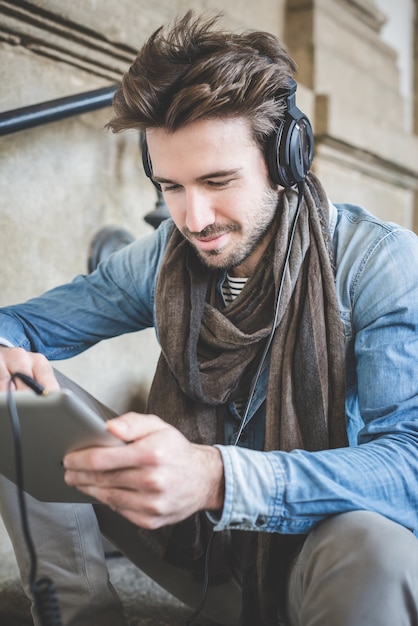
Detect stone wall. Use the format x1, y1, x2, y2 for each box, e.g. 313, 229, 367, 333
286, 0, 418, 225
0, 0, 417, 410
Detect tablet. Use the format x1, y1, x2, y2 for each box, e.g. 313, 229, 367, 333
0, 388, 123, 503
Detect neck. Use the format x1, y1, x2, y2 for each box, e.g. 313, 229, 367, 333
229, 225, 276, 278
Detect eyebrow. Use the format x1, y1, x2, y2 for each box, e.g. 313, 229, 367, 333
153, 168, 242, 185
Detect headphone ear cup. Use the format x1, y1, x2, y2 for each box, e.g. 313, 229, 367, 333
266, 113, 314, 188
266, 120, 285, 186
140, 132, 162, 190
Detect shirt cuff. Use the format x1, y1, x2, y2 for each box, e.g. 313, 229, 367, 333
0, 338, 15, 347
206, 445, 285, 532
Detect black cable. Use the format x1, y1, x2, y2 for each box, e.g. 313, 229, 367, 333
185, 182, 306, 625
184, 531, 216, 626
233, 180, 305, 445
7, 372, 63, 626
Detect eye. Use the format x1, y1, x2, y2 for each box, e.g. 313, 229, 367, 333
207, 179, 233, 188
161, 183, 181, 193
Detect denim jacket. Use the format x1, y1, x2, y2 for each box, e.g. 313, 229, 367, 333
1, 202, 418, 536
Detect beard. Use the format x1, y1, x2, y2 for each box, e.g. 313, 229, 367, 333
182, 186, 279, 273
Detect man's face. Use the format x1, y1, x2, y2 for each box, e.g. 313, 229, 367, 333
146, 117, 279, 277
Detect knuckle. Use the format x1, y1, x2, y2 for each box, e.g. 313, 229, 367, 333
94, 471, 108, 485
148, 445, 166, 466
149, 492, 169, 518
5, 347, 27, 367
144, 516, 164, 530
143, 471, 165, 494
11, 347, 26, 357
138, 502, 165, 529
87, 451, 105, 472
32, 352, 48, 365
104, 494, 120, 513
15, 347, 32, 364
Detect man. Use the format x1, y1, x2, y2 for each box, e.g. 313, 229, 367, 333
0, 11, 418, 626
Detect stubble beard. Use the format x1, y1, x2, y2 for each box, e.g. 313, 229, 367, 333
183, 186, 279, 272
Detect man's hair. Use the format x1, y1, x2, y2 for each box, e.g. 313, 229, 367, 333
108, 11, 297, 150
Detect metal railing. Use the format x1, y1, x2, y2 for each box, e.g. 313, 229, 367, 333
0, 83, 169, 234
0, 84, 118, 136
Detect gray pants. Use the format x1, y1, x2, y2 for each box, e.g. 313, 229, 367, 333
1, 376, 417, 625
287, 510, 418, 626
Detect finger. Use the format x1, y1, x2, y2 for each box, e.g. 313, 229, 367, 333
31, 354, 60, 391
65, 482, 170, 529
105, 412, 167, 442
64, 467, 146, 491
0, 347, 59, 391
0, 347, 30, 390
64, 415, 181, 473
0, 371, 12, 391
63, 437, 147, 472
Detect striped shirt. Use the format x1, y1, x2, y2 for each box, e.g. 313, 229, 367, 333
222, 274, 249, 416
222, 274, 248, 303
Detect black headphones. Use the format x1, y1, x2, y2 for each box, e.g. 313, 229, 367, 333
141, 77, 314, 190
266, 78, 314, 187
141, 132, 159, 189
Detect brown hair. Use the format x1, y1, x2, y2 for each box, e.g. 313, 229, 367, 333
108, 11, 297, 149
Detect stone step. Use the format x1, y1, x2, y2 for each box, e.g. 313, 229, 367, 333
0, 516, 218, 626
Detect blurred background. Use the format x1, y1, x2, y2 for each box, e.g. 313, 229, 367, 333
0, 0, 417, 412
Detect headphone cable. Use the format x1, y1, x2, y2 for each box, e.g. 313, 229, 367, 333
186, 181, 305, 625
233, 181, 305, 445
7, 373, 63, 626
184, 530, 215, 626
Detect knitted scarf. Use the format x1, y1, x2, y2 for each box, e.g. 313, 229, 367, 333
146, 172, 347, 624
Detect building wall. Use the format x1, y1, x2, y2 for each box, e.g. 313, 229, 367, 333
375, 0, 415, 132
0, 0, 417, 410
286, 0, 418, 226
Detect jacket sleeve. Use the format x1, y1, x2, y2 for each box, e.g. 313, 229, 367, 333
0, 221, 173, 358
211, 225, 418, 536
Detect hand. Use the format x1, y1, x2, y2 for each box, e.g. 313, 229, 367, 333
63, 413, 225, 529
0, 346, 60, 391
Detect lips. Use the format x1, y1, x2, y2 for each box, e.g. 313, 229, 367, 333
194, 232, 230, 251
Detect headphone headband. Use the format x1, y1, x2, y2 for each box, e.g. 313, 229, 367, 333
141, 78, 314, 189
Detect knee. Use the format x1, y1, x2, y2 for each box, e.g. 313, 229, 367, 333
309, 510, 418, 585
288, 511, 418, 626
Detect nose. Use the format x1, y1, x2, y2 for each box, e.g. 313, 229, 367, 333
184, 188, 215, 233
